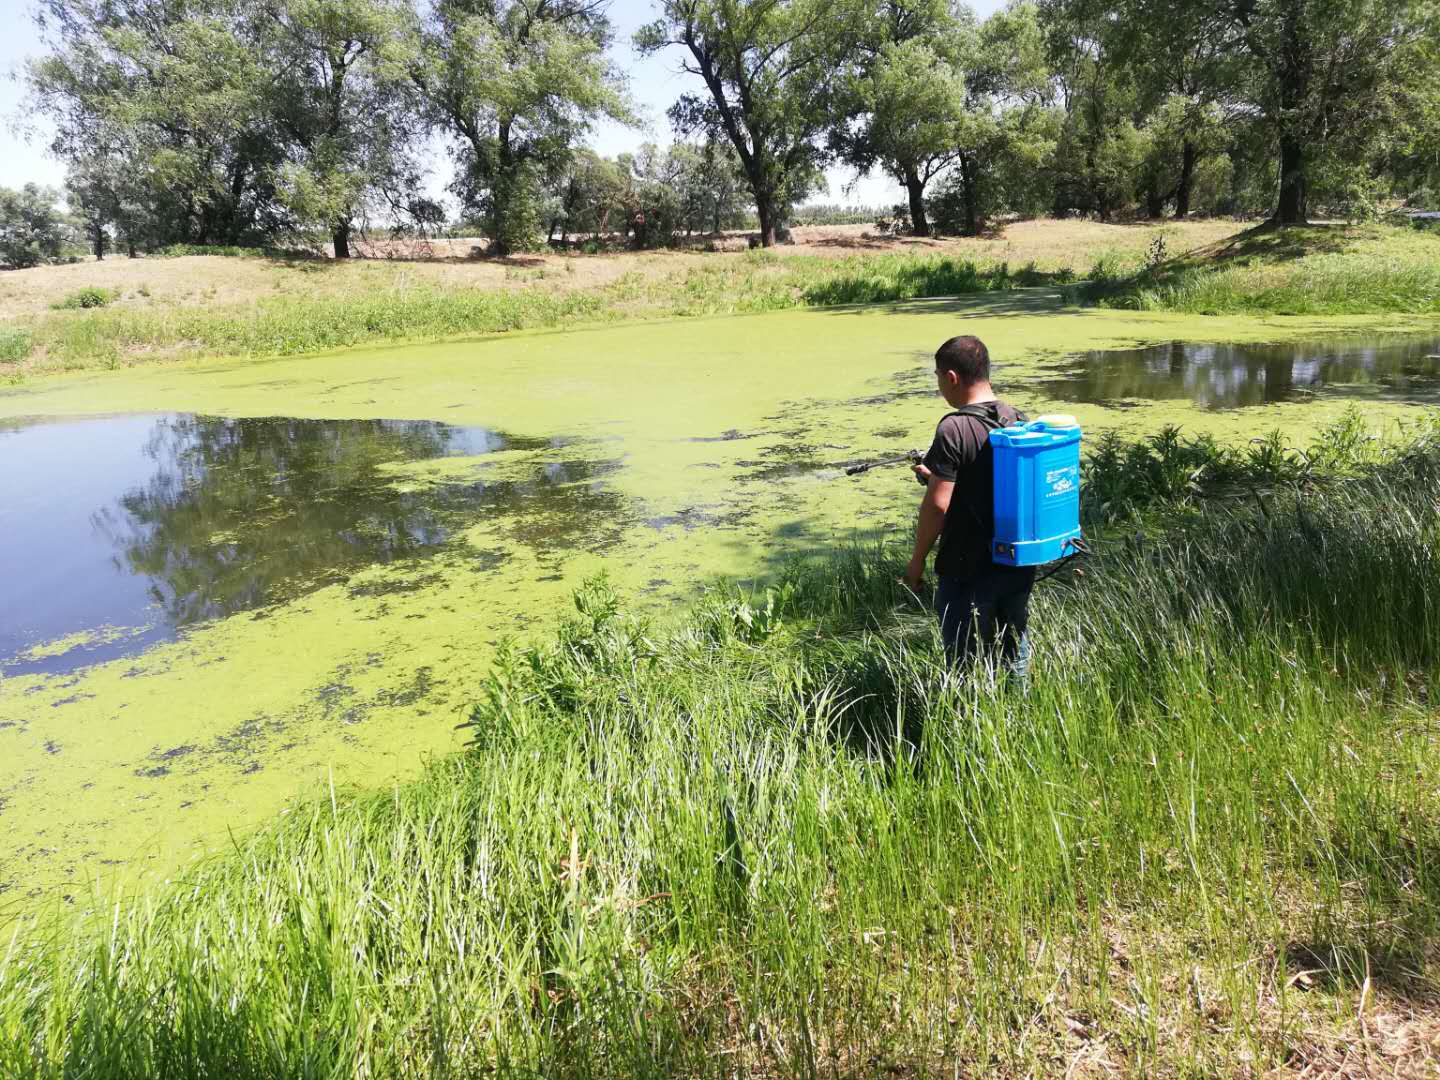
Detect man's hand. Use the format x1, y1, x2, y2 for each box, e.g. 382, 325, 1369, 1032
903, 554, 926, 592
912, 461, 932, 486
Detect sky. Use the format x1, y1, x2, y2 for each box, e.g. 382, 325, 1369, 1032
0, 0, 1005, 210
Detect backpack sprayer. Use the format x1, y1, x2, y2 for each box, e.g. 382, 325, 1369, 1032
846, 413, 1087, 580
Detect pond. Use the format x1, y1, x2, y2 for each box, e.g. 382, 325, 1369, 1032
2, 299, 1437, 902
1032, 335, 1440, 409
1, 415, 612, 676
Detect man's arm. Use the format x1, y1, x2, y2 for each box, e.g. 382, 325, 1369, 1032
905, 467, 954, 591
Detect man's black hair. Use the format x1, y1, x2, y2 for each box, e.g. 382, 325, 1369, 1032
934, 335, 990, 384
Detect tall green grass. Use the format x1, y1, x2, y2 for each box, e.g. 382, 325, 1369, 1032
1118, 258, 1440, 315
28, 286, 618, 370
3, 418, 1438, 1076
1080, 224, 1440, 315
0, 327, 30, 364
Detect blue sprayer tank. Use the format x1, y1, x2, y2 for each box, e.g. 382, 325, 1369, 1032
990, 415, 1083, 566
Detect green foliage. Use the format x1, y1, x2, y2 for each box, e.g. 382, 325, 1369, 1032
151, 244, 288, 259
789, 203, 882, 226
835, 2, 1055, 237
35, 286, 615, 361
638, 0, 852, 243
3, 423, 1439, 1073
1082, 407, 1438, 521
1082, 224, 1440, 314
51, 286, 118, 310
420, 0, 632, 257
0, 328, 33, 363
22, 0, 1440, 256
835, 21, 970, 235
555, 140, 752, 249
797, 255, 1069, 304
29, 0, 290, 251
0, 248, 1094, 376
0, 184, 68, 269
1084, 249, 1132, 284
268, 0, 426, 256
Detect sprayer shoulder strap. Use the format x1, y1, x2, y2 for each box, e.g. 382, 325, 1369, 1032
943, 403, 1024, 541
944, 402, 1022, 434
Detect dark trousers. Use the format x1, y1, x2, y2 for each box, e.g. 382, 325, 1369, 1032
934, 568, 1036, 679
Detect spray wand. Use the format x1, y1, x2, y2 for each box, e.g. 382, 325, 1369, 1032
844, 449, 927, 483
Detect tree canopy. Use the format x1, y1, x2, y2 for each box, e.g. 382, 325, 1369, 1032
12, 0, 1438, 262
637, 0, 858, 245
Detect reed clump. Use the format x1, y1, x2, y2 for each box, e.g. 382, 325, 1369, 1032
2, 416, 1438, 1076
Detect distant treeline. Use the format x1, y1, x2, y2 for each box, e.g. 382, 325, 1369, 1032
4, 0, 1434, 267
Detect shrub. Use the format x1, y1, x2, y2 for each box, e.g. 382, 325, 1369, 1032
0, 184, 68, 269
52, 286, 119, 310
873, 204, 913, 236
0, 326, 32, 363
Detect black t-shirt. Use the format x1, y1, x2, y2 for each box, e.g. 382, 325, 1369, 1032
923, 399, 1027, 579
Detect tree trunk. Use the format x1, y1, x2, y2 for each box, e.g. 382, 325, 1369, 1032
92, 223, 106, 260
332, 222, 352, 260
959, 155, 980, 237
904, 169, 929, 237
1174, 139, 1197, 219
1271, 8, 1311, 225
1145, 187, 1165, 219
755, 191, 777, 247
489, 123, 514, 257
1274, 133, 1308, 224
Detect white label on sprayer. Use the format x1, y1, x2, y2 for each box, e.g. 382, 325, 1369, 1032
1046, 465, 1078, 498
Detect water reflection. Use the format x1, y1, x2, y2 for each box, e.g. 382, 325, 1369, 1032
1034, 337, 1440, 409
0, 414, 622, 675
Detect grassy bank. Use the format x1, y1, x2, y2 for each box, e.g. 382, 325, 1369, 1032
1084, 223, 1440, 316
3, 414, 1438, 1076
0, 250, 1080, 380
5, 220, 1436, 381
0, 218, 1233, 381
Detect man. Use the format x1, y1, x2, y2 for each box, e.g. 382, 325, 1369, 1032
904, 334, 1034, 677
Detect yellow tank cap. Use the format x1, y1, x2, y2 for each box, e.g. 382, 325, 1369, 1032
1034, 413, 1079, 428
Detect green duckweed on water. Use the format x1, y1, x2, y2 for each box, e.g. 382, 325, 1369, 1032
1, 293, 1439, 907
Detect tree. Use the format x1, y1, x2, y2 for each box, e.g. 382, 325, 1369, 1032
846, 45, 967, 236
0, 185, 69, 268
945, 3, 1055, 234
1039, 0, 1148, 218
65, 160, 115, 259
670, 139, 750, 234
268, 0, 426, 258
637, 0, 855, 246
1088, 0, 1244, 219
0, 185, 68, 269
1123, 0, 1428, 223
418, 0, 632, 256
29, 0, 289, 248
546, 149, 628, 242
1135, 95, 1229, 218
831, 1, 970, 236
1383, 18, 1440, 206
